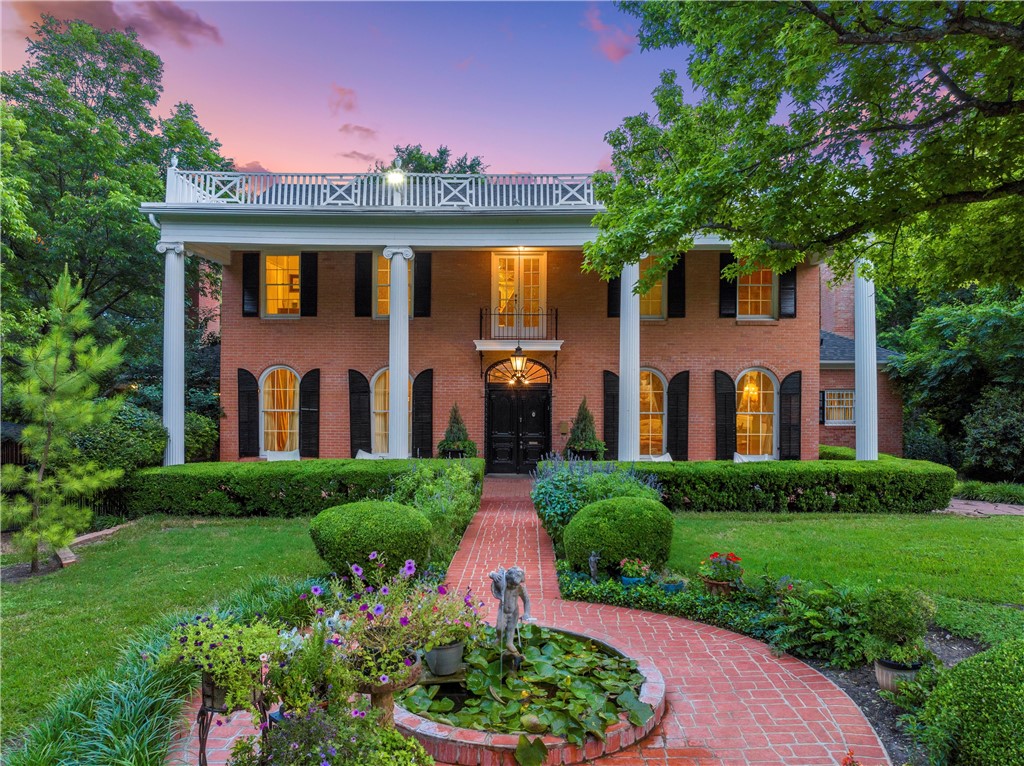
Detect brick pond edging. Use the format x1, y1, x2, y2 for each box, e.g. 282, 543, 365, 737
395, 624, 667, 765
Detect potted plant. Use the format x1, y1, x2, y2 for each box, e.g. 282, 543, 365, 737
419, 583, 484, 676
864, 585, 937, 692
565, 397, 605, 460
697, 552, 743, 597
437, 404, 477, 458
619, 558, 650, 587
159, 614, 280, 719
658, 569, 687, 595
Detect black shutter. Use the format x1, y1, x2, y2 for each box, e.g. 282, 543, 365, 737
242, 252, 259, 317
300, 252, 318, 317
603, 371, 619, 460
414, 252, 431, 318
238, 368, 259, 457
667, 372, 690, 461
780, 371, 802, 460
607, 276, 621, 318
354, 252, 372, 317
348, 370, 371, 457
299, 368, 320, 458
820, 390, 826, 424
411, 369, 433, 458
714, 370, 737, 459
667, 256, 686, 318
779, 267, 797, 318
719, 252, 737, 318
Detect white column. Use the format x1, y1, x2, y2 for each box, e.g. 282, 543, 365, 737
854, 260, 879, 461
159, 241, 186, 466
384, 246, 414, 458
618, 261, 641, 461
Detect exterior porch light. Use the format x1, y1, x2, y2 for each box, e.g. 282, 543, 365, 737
386, 159, 405, 185
509, 344, 528, 384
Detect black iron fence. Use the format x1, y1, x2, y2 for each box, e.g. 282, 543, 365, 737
479, 307, 559, 341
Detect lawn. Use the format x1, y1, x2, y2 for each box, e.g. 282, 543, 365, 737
670, 512, 1024, 642
0, 516, 326, 740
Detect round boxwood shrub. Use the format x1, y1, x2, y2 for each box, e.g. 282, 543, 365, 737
309, 500, 431, 576
913, 639, 1024, 765
864, 585, 936, 645
563, 497, 673, 574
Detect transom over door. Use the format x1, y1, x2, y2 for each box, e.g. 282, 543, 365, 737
491, 252, 547, 339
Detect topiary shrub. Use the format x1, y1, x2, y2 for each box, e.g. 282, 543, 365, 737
565, 398, 605, 459
73, 401, 166, 473
563, 497, 673, 574
184, 411, 219, 462
959, 387, 1024, 482
437, 403, 477, 457
910, 639, 1024, 765
864, 586, 936, 646
309, 500, 431, 577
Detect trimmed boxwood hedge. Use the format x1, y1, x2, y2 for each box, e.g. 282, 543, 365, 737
124, 458, 485, 518
632, 455, 954, 514
309, 500, 431, 576
563, 497, 673, 574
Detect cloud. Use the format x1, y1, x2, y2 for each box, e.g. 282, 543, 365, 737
329, 84, 357, 114
233, 160, 272, 173
455, 55, 475, 71
581, 5, 634, 63
337, 150, 377, 163
11, 1, 221, 48
338, 123, 377, 140
595, 152, 614, 172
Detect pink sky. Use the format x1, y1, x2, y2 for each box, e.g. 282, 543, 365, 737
2, 1, 692, 173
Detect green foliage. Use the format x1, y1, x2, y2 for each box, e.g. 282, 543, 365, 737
184, 411, 219, 462
373, 143, 487, 174
399, 624, 651, 747
769, 585, 873, 670
636, 456, 955, 514
586, 3, 1024, 292
125, 458, 485, 518
906, 640, 1024, 766
73, 400, 167, 472
953, 480, 1024, 506
864, 586, 937, 647
389, 461, 482, 569
531, 457, 662, 547
563, 497, 673, 574
931, 595, 1024, 648
565, 398, 605, 458
903, 411, 959, 467
308, 501, 431, 577
959, 388, 1024, 482
437, 403, 477, 457
1, 270, 123, 570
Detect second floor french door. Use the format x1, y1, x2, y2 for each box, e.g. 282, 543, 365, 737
491, 251, 548, 340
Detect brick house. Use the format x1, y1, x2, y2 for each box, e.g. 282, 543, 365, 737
146, 163, 901, 470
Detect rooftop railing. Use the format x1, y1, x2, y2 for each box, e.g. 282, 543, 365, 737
165, 168, 597, 210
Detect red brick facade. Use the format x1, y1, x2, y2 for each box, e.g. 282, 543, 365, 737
219, 249, 824, 462
818, 369, 903, 457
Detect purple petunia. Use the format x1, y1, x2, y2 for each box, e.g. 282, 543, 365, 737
311, 585, 323, 596
380, 674, 389, 684
400, 616, 410, 627
404, 656, 414, 666
299, 593, 307, 600
350, 708, 361, 718
372, 604, 385, 616
402, 559, 416, 576
437, 585, 448, 595
351, 564, 363, 578
380, 586, 389, 595
359, 603, 369, 612
369, 551, 378, 560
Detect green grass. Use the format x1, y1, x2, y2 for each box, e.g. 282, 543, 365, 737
0, 516, 325, 740
670, 512, 1024, 643
954, 480, 1024, 505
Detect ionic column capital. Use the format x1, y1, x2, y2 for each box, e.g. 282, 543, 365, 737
156, 241, 185, 256
383, 246, 415, 262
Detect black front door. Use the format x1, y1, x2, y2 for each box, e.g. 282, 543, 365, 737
486, 385, 551, 474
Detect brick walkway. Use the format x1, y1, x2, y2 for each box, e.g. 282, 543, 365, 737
168, 477, 891, 766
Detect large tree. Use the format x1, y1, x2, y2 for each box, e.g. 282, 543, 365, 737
585, 1, 1024, 292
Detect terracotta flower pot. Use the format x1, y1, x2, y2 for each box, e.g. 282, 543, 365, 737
874, 658, 923, 693
700, 575, 739, 598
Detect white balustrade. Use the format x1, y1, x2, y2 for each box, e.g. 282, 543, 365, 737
166, 170, 597, 210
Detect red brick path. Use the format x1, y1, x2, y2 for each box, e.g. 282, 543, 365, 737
167, 477, 891, 766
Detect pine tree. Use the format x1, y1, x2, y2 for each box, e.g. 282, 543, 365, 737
1, 269, 124, 571
566, 397, 605, 459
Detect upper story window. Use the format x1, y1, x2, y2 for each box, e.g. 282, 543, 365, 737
640, 369, 666, 456
824, 390, 855, 425
638, 258, 666, 320
261, 366, 299, 453
264, 255, 300, 316
738, 267, 776, 319
736, 369, 777, 459
374, 254, 413, 319
492, 251, 548, 339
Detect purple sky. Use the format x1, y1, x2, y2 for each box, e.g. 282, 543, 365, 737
2, 1, 692, 173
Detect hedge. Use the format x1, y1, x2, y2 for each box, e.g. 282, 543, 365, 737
125, 459, 485, 517
309, 501, 432, 577
563, 497, 673, 573
630, 455, 954, 514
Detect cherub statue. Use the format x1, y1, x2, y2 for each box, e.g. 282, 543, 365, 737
588, 551, 600, 584
489, 566, 532, 655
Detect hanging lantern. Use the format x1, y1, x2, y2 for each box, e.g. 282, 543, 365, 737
509, 344, 527, 384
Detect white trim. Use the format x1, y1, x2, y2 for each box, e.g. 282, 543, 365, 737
824, 389, 856, 426
821, 360, 889, 369
735, 367, 779, 460
473, 340, 563, 352
258, 365, 300, 457
737, 269, 778, 320
490, 251, 548, 339
260, 253, 302, 319
639, 368, 667, 457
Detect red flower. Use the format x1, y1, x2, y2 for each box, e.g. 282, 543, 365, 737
710, 552, 721, 559
726, 553, 741, 562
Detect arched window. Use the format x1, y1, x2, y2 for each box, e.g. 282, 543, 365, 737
370, 368, 412, 454
261, 366, 299, 453
640, 369, 666, 457
736, 369, 777, 458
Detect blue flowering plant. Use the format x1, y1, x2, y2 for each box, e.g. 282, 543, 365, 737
159, 614, 280, 718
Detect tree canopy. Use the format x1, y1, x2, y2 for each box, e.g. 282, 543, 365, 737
585, 1, 1024, 293
373, 144, 487, 174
